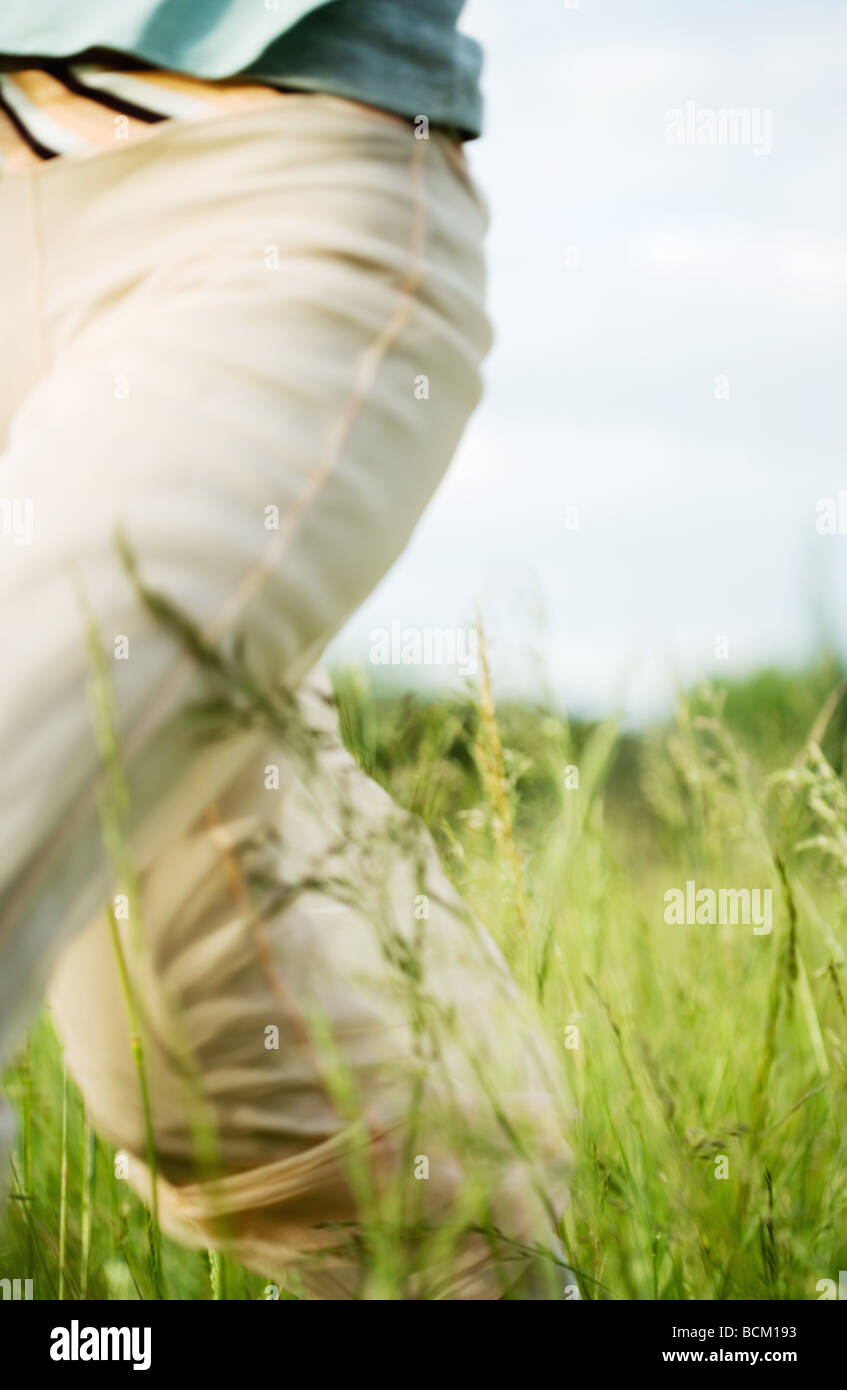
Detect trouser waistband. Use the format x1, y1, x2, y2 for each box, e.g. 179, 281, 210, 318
0, 60, 288, 170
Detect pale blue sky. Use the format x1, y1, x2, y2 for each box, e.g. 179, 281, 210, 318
329, 0, 847, 722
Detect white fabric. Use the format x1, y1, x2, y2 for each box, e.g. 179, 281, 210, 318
0, 94, 489, 1063
0, 95, 572, 1296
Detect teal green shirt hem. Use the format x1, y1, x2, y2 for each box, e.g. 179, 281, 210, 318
0, 1, 484, 139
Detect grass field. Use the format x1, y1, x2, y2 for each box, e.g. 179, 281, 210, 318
2, 651, 846, 1300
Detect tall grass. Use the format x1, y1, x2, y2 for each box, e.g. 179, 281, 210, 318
81, 597, 167, 1300
2, 654, 846, 1299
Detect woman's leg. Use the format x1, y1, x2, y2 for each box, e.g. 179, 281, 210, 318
2, 96, 571, 1293
49, 666, 573, 1298
0, 95, 489, 1054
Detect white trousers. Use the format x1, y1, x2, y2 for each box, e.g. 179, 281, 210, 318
0, 94, 571, 1297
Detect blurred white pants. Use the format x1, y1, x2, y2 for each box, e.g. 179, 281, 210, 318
0, 91, 489, 1056
0, 94, 571, 1296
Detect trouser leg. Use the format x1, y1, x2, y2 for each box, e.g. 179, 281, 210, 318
49, 666, 573, 1298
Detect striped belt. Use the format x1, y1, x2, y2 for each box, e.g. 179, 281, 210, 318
0, 62, 283, 171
